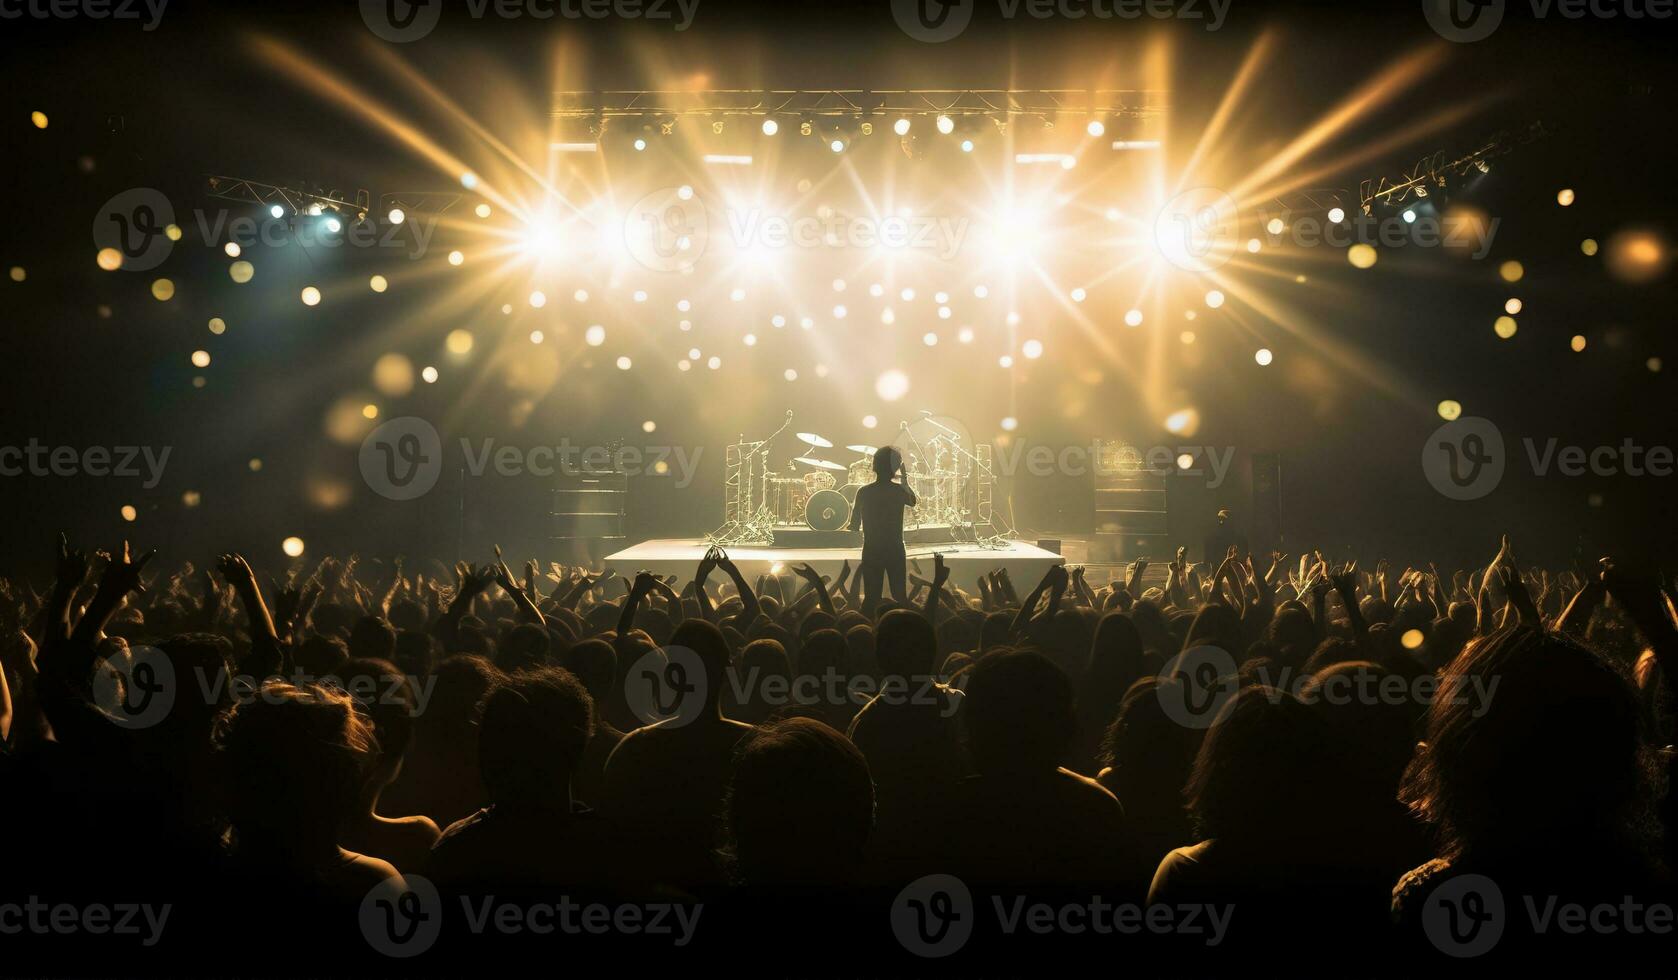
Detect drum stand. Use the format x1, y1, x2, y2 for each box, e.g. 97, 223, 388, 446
708, 412, 792, 546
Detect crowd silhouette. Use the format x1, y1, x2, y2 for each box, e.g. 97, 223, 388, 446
1, 533, 1674, 975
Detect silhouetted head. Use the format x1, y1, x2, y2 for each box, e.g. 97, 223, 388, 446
670, 618, 733, 711
496, 622, 552, 674
875, 609, 937, 677
349, 617, 397, 661
1185, 686, 1331, 842
477, 667, 593, 809
1401, 626, 1646, 857
725, 718, 873, 886
1086, 612, 1145, 693
334, 657, 418, 787
217, 681, 376, 856
1183, 603, 1242, 657
561, 638, 617, 703
964, 650, 1077, 773
872, 445, 902, 480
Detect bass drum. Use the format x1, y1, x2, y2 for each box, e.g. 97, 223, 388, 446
804, 489, 851, 532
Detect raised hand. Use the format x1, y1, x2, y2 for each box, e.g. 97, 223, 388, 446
216, 553, 258, 592
793, 562, 823, 585
56, 532, 90, 591
101, 540, 156, 597
931, 552, 950, 589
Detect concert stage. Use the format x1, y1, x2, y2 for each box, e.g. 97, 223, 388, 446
604, 538, 1065, 584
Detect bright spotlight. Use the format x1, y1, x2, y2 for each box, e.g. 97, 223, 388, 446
1402, 208, 1417, 223
268, 204, 284, 219
1086, 119, 1105, 137
761, 118, 779, 136
894, 118, 911, 136
936, 114, 954, 135
829, 138, 845, 153
633, 138, 647, 151
387, 208, 406, 225
960, 139, 974, 153
1327, 207, 1346, 223
325, 217, 342, 233
874, 369, 910, 401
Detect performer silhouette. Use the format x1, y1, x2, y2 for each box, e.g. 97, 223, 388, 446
848, 446, 917, 609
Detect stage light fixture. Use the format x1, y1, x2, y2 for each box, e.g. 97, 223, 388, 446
712, 120, 725, 134
269, 204, 284, 219
936, 114, 955, 135
387, 207, 406, 224
1086, 119, 1105, 137
961, 139, 974, 153
830, 137, 845, 153
894, 117, 911, 136
860, 121, 874, 136
799, 119, 813, 136
633, 138, 647, 151
761, 118, 778, 136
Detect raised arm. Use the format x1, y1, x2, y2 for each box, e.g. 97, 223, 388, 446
218, 554, 285, 678
793, 562, 837, 616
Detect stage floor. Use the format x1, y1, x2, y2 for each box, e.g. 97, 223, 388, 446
604, 537, 1064, 586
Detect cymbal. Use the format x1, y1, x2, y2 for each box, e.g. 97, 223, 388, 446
794, 456, 847, 471
845, 444, 877, 455
796, 432, 833, 449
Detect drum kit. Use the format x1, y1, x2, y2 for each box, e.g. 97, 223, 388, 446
765, 432, 877, 533
710, 412, 1005, 547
